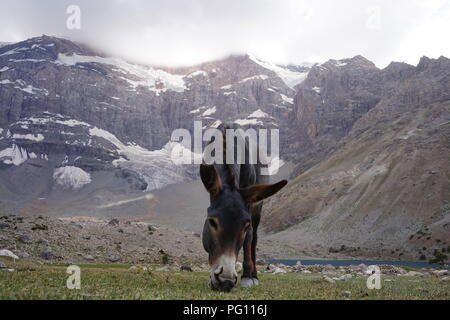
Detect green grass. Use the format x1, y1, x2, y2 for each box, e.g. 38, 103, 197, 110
0, 259, 449, 300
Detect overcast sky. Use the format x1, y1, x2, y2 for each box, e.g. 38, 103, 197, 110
1, 0, 449, 67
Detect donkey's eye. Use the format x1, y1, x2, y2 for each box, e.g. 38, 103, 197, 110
208, 218, 218, 230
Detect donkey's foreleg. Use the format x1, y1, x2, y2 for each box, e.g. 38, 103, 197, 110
250, 211, 261, 285
251, 228, 259, 281
241, 229, 256, 288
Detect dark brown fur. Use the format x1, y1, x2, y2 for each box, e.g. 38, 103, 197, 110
200, 124, 287, 291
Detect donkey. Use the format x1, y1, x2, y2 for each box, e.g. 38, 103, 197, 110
200, 124, 287, 292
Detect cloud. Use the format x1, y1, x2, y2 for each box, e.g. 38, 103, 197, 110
0, 0, 449, 67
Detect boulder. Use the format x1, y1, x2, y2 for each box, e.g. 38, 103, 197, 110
180, 266, 193, 272
37, 238, 49, 245
155, 266, 171, 271
40, 247, 58, 260
272, 267, 287, 275
264, 264, 277, 272
432, 270, 448, 276
0, 249, 19, 259
17, 251, 30, 259
402, 271, 424, 277
341, 291, 352, 297
83, 254, 95, 261
18, 235, 33, 244
323, 264, 336, 271
108, 256, 120, 263
323, 276, 335, 284
108, 219, 120, 226
334, 274, 353, 281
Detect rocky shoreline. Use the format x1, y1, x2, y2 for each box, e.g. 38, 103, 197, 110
0, 215, 205, 266
1, 214, 449, 280
262, 262, 449, 280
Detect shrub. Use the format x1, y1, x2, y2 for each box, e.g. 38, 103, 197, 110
429, 250, 447, 265
32, 224, 48, 231
159, 249, 171, 265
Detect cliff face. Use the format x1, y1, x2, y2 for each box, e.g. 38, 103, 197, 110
0, 36, 308, 215
1, 36, 449, 261
288, 56, 450, 174
263, 56, 450, 261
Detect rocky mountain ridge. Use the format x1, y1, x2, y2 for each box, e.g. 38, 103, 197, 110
262, 54, 450, 262
1, 35, 449, 262
0, 35, 308, 216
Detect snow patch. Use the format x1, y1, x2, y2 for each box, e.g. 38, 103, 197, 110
0, 47, 24, 56
400, 130, 417, 140
267, 156, 285, 175
16, 113, 91, 128
0, 144, 37, 166
12, 133, 44, 141
234, 118, 263, 126
334, 60, 347, 67
16, 84, 48, 95
186, 70, 208, 78
210, 120, 222, 128
9, 58, 47, 63
0, 79, 48, 95
53, 166, 92, 190
248, 109, 270, 118
0, 249, 19, 260
239, 74, 269, 83
55, 53, 186, 94
248, 54, 309, 88
312, 86, 321, 93
280, 93, 294, 104
202, 106, 217, 117
189, 106, 206, 114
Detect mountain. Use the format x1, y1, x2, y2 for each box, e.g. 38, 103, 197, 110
1, 35, 449, 262
0, 35, 308, 217
262, 55, 450, 261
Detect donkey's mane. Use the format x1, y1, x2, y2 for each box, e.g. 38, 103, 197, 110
217, 123, 239, 189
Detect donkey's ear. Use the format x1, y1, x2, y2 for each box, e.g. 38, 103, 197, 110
240, 180, 287, 204
200, 164, 223, 198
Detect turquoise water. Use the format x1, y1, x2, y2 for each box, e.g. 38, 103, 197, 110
271, 259, 445, 269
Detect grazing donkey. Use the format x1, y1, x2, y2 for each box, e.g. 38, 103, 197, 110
200, 124, 287, 292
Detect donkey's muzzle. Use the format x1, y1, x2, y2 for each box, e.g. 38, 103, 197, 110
209, 266, 238, 292
219, 280, 235, 292
209, 278, 236, 292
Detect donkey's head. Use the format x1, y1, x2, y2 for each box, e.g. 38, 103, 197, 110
200, 164, 287, 292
